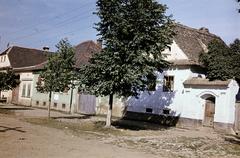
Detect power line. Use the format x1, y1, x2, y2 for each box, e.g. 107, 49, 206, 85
14, 16, 96, 47
4, 0, 95, 36
25, 24, 94, 49
10, 11, 94, 41
31, 21, 94, 44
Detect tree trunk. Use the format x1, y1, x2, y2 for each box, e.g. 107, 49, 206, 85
69, 87, 73, 114
106, 94, 113, 127
48, 91, 52, 119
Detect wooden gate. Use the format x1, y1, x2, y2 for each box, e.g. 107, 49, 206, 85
203, 97, 215, 127
12, 86, 20, 104
77, 94, 96, 115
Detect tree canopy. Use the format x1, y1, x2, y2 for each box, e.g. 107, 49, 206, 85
36, 39, 76, 118
200, 39, 240, 81
0, 70, 20, 91
79, 0, 174, 126
79, 0, 174, 97
37, 39, 76, 93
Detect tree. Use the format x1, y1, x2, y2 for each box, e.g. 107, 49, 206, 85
79, 0, 174, 127
200, 39, 240, 82
199, 39, 234, 81
230, 39, 240, 82
0, 70, 20, 92
36, 39, 76, 119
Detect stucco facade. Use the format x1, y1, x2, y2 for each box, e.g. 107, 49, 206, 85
126, 68, 239, 129
17, 72, 34, 106
31, 73, 78, 113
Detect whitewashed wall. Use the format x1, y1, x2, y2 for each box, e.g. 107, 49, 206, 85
162, 40, 188, 61
127, 68, 239, 125
18, 72, 34, 106
0, 54, 11, 68
127, 67, 193, 115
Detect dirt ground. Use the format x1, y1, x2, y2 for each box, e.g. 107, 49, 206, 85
1, 104, 240, 158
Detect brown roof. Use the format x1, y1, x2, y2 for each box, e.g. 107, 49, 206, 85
168, 59, 197, 66
12, 40, 101, 72
183, 77, 231, 87
6, 46, 49, 68
74, 40, 101, 68
13, 61, 47, 72
173, 23, 223, 65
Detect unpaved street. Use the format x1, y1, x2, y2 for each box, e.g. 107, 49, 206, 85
0, 109, 157, 158
0, 104, 240, 158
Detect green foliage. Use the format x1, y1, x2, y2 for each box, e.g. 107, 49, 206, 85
200, 39, 240, 81
0, 70, 20, 91
36, 39, 76, 93
79, 0, 174, 98
230, 39, 240, 81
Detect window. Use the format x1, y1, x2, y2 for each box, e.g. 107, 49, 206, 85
62, 104, 66, 109
3, 56, 6, 62
163, 108, 170, 115
27, 83, 31, 97
54, 103, 57, 107
163, 76, 174, 92
146, 108, 153, 113
43, 102, 46, 106
36, 101, 39, 105
21, 82, 32, 98
22, 84, 26, 97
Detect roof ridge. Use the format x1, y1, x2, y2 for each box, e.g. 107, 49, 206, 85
11, 45, 48, 52
175, 23, 219, 38
75, 40, 96, 48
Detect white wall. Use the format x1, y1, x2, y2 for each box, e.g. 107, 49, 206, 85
127, 67, 193, 115
18, 72, 34, 106
127, 68, 239, 125
162, 40, 188, 61
0, 54, 11, 68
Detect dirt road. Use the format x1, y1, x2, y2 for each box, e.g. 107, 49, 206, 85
0, 105, 240, 158
0, 113, 158, 158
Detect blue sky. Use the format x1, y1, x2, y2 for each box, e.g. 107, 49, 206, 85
0, 0, 239, 51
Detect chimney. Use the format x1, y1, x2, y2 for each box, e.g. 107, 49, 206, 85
97, 39, 103, 48
43, 46, 50, 51
199, 27, 209, 33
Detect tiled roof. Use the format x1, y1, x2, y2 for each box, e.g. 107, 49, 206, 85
12, 40, 101, 71
173, 23, 223, 65
168, 59, 198, 66
13, 61, 47, 72
6, 46, 49, 68
183, 77, 231, 87
74, 40, 101, 68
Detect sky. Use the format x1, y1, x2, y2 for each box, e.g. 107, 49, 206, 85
0, 0, 239, 52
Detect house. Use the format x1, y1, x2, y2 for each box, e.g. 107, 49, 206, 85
124, 24, 239, 132
29, 40, 101, 113
1, 24, 238, 132
0, 46, 49, 105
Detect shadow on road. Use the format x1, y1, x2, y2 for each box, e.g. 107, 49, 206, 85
52, 115, 91, 120
111, 120, 172, 131
0, 126, 26, 133
0, 107, 33, 111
